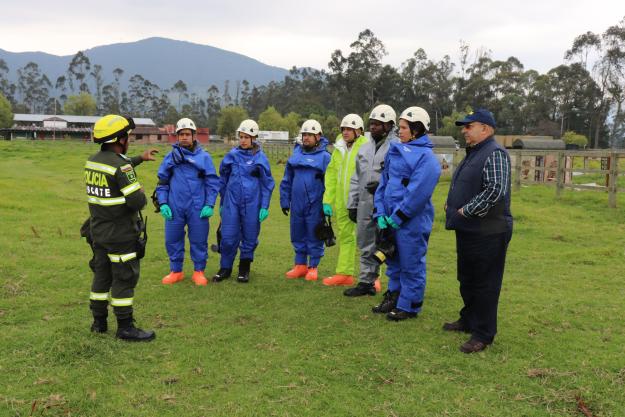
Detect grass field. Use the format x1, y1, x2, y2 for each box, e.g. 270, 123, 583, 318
1, 140, 625, 417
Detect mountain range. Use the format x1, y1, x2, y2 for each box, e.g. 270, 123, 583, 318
0, 37, 290, 94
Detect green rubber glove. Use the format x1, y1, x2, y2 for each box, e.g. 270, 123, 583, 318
160, 204, 172, 221
323, 203, 333, 217
219, 206, 223, 215
386, 216, 400, 230
259, 208, 269, 222
200, 205, 214, 218
376, 216, 388, 229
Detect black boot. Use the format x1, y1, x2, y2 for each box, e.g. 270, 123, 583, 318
344, 282, 376, 297
90, 300, 108, 333
212, 268, 232, 282
237, 259, 252, 283
90, 316, 108, 333
386, 308, 417, 321
372, 290, 399, 314
115, 317, 156, 342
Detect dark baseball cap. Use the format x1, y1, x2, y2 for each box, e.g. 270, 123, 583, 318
455, 109, 496, 128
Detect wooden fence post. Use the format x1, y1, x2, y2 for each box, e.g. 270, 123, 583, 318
451, 150, 461, 177
513, 151, 522, 191
608, 152, 618, 208
556, 152, 564, 198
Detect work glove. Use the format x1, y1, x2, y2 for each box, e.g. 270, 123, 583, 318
259, 208, 269, 222
323, 203, 333, 217
282, 207, 290, 216
365, 181, 379, 195
376, 216, 388, 229
160, 204, 173, 221
386, 216, 400, 230
200, 205, 214, 218
348, 208, 357, 223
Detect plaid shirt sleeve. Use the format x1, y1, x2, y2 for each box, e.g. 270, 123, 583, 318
462, 149, 510, 218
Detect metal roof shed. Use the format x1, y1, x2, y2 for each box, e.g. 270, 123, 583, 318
13, 114, 156, 126
512, 138, 566, 150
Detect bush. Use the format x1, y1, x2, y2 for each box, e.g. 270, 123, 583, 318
562, 130, 588, 148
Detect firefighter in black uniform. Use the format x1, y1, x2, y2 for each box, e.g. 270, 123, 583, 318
84, 114, 158, 341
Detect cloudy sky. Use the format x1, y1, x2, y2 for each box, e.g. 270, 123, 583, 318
2, 0, 624, 73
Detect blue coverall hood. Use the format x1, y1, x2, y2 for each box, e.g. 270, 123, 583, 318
294, 136, 329, 154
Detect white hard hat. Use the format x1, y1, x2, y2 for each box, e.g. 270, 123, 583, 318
300, 119, 323, 135
340, 114, 364, 131
175, 117, 196, 133
237, 119, 259, 137
399, 106, 430, 130
369, 104, 396, 124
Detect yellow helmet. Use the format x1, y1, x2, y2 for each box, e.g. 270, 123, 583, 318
93, 114, 135, 144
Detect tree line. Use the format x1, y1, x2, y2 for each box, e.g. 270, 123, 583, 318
1, 18, 624, 147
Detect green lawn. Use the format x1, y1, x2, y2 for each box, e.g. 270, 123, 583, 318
1, 140, 624, 416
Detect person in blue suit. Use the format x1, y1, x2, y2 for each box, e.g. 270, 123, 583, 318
372, 107, 441, 321
280, 119, 331, 282
156, 118, 220, 286
212, 119, 275, 283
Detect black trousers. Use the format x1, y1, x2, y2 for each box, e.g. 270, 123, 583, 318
88, 240, 140, 321
455, 230, 512, 343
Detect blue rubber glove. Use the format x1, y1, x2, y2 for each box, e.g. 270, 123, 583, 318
259, 208, 269, 222
323, 203, 333, 217
376, 216, 388, 229
160, 204, 172, 221
200, 205, 214, 218
386, 216, 400, 230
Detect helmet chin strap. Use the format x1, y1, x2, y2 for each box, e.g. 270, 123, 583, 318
303, 142, 317, 151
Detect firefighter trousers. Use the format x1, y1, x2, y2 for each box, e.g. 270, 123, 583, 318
88, 240, 140, 321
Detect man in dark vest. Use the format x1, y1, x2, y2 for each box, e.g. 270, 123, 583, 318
444, 109, 512, 353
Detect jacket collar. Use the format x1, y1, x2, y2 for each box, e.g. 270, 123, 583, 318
466, 136, 495, 154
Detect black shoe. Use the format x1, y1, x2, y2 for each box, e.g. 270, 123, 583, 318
443, 319, 470, 333
344, 282, 376, 297
116, 326, 156, 342
386, 308, 417, 321
372, 290, 399, 313
90, 318, 107, 333
237, 259, 251, 283
237, 271, 250, 283
212, 268, 232, 282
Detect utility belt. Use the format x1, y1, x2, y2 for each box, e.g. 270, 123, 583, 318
80, 212, 148, 260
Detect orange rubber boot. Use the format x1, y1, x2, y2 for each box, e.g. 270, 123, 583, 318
162, 271, 184, 285
192, 270, 208, 286
374, 277, 381, 293
322, 274, 355, 286
286, 264, 308, 279
305, 267, 318, 281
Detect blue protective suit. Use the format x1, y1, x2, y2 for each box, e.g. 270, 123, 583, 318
156, 143, 220, 272
374, 135, 441, 313
218, 144, 275, 268
279, 137, 331, 267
